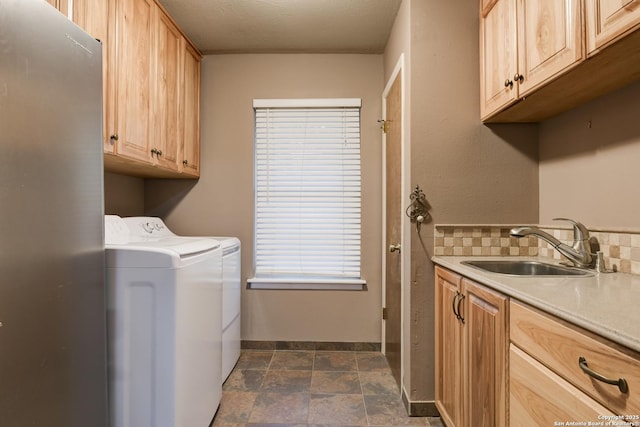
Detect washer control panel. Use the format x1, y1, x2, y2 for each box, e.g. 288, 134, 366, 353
122, 216, 175, 239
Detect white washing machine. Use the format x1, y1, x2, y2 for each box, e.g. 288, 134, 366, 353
104, 215, 223, 427
121, 217, 241, 381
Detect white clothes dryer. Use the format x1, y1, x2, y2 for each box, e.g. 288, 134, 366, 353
104, 215, 223, 427
121, 217, 241, 381
212, 236, 241, 381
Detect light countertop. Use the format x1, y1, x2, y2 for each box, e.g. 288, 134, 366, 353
432, 256, 640, 353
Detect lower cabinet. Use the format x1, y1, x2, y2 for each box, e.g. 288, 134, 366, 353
435, 266, 508, 427
510, 300, 640, 425
435, 267, 464, 427
510, 344, 615, 426
435, 264, 640, 426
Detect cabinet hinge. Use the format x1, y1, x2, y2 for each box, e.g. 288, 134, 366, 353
382, 307, 388, 320
378, 119, 389, 133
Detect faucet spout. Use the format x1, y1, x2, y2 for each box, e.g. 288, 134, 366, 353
510, 226, 561, 246
510, 219, 594, 268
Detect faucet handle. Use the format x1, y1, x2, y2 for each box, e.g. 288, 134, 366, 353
553, 217, 590, 242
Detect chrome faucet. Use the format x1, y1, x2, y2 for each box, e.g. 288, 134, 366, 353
510, 218, 594, 268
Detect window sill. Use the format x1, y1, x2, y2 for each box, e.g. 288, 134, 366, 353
247, 277, 367, 291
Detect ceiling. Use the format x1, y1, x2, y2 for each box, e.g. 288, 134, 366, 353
157, 0, 403, 54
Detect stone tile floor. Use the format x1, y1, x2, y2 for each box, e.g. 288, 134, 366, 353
211, 350, 444, 427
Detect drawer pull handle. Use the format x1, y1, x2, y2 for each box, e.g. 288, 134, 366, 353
578, 356, 629, 394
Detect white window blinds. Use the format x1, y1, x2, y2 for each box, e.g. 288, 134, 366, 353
252, 99, 363, 288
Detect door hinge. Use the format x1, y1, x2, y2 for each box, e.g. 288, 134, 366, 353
378, 119, 389, 133
382, 307, 388, 320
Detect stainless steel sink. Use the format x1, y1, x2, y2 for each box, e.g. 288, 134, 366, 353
461, 260, 593, 276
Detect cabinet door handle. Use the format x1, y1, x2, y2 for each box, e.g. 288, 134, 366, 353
452, 292, 460, 319
183, 159, 188, 166
456, 292, 465, 323
504, 78, 513, 88
578, 356, 629, 394
514, 73, 524, 83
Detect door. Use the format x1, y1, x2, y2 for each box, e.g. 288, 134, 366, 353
384, 71, 402, 388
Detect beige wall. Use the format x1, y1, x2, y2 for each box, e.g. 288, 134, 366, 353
145, 53, 384, 342
539, 80, 640, 229
383, 0, 539, 405
104, 172, 144, 216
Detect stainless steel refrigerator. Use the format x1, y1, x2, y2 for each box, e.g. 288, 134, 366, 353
0, 1, 107, 425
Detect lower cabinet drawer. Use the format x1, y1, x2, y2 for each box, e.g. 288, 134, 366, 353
510, 344, 615, 426
510, 300, 640, 416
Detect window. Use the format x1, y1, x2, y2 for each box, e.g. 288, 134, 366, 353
249, 98, 365, 290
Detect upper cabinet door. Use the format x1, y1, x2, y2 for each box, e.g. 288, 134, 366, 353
72, 0, 110, 153
517, 0, 584, 97
586, 0, 640, 54
154, 10, 182, 172
45, 0, 69, 17
481, 0, 499, 17
112, 0, 156, 164
480, 0, 518, 120
180, 43, 201, 177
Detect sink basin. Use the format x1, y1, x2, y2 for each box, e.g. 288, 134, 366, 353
461, 260, 593, 277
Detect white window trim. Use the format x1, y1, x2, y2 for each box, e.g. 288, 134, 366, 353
253, 98, 361, 109
249, 98, 365, 291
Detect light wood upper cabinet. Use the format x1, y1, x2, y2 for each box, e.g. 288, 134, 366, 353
480, 0, 518, 119
480, 0, 584, 120
71, 0, 202, 178
46, 0, 69, 17
154, 10, 182, 172
481, 0, 499, 17
586, 0, 640, 54
111, 0, 156, 165
516, 0, 584, 96
435, 267, 508, 427
180, 43, 201, 177
72, 0, 110, 153
481, 0, 640, 122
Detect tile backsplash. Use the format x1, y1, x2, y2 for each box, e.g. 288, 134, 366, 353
434, 224, 640, 275
434, 225, 538, 257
